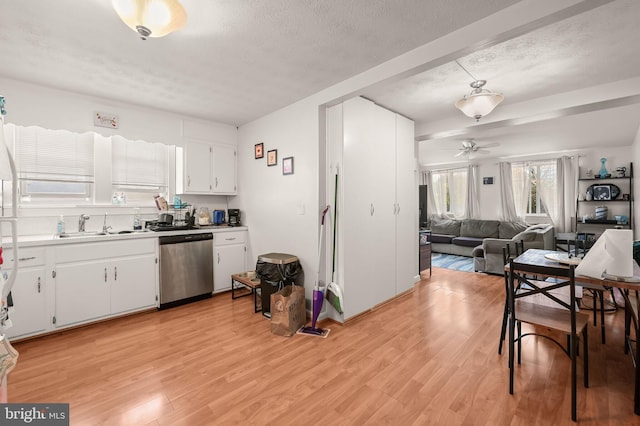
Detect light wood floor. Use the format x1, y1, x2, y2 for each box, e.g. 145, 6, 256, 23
7, 268, 639, 425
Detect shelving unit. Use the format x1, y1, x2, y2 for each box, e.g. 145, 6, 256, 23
575, 162, 633, 233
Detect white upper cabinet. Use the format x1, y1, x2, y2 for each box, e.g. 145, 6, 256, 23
212, 143, 237, 194
178, 140, 237, 195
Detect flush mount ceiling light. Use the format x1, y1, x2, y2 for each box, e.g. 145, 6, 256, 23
112, 0, 187, 40
454, 60, 504, 121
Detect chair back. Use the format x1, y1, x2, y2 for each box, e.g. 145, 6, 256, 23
509, 258, 577, 313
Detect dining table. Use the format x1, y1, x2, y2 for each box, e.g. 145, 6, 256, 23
507, 248, 640, 415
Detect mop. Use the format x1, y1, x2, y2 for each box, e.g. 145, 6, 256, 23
325, 171, 344, 314
297, 206, 331, 337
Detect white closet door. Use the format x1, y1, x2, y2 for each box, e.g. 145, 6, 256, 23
342, 97, 378, 318
395, 114, 418, 293
369, 103, 396, 305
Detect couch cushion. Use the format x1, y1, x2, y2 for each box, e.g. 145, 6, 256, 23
460, 219, 499, 238
453, 236, 485, 248
499, 221, 528, 239
431, 218, 461, 236
429, 233, 455, 244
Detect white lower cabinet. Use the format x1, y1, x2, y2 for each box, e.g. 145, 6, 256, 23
53, 239, 158, 329
213, 230, 247, 293
110, 254, 157, 315
4, 247, 49, 340
55, 260, 111, 327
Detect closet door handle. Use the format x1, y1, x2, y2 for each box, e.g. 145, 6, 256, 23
187, 175, 191, 187
104, 268, 108, 282
114, 266, 118, 281
37, 276, 41, 293
217, 253, 220, 264
370, 203, 375, 216
397, 204, 400, 215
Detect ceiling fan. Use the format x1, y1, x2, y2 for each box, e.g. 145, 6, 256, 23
454, 138, 498, 158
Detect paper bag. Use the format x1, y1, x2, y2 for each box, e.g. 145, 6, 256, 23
270, 285, 306, 337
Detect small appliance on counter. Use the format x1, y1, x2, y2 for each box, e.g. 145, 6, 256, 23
228, 209, 241, 226
213, 209, 225, 225
197, 207, 211, 225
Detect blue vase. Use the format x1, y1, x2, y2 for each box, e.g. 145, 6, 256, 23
599, 157, 608, 178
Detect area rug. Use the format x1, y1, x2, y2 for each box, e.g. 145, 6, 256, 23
431, 253, 475, 272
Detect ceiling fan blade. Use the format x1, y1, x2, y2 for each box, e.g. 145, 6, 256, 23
476, 148, 491, 154
478, 142, 499, 149
454, 151, 467, 158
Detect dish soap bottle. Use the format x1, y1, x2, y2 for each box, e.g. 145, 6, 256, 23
56, 215, 65, 235
133, 208, 142, 230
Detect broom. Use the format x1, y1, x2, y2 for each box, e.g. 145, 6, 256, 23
325, 170, 344, 314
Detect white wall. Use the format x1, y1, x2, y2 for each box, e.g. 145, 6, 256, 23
1, 76, 237, 235
235, 98, 319, 291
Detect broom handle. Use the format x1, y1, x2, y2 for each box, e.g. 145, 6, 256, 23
331, 171, 338, 280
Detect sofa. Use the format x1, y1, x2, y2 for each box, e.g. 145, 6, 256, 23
426, 217, 554, 274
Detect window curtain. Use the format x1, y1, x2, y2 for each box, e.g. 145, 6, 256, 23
562, 156, 578, 232
465, 164, 480, 219
499, 162, 519, 221
429, 170, 448, 215
428, 167, 468, 218
449, 168, 467, 218
511, 162, 531, 221
536, 156, 577, 232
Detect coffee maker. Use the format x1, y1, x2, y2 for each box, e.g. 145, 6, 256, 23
228, 209, 241, 226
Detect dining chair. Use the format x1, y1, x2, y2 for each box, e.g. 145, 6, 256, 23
508, 258, 590, 422
498, 240, 524, 355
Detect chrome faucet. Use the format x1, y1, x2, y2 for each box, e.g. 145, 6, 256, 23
102, 212, 112, 234
79, 214, 90, 232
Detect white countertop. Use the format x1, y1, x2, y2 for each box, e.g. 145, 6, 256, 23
2, 226, 248, 248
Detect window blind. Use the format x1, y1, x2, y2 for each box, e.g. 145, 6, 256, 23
16, 125, 94, 181
111, 135, 167, 187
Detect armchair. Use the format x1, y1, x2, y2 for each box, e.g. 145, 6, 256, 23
472, 224, 554, 274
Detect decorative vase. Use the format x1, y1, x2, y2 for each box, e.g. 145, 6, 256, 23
585, 191, 592, 201
599, 157, 608, 178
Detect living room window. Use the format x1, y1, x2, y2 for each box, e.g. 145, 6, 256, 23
513, 160, 557, 215
430, 167, 468, 217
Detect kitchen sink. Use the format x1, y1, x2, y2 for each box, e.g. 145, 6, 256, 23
58, 231, 109, 238
57, 229, 150, 238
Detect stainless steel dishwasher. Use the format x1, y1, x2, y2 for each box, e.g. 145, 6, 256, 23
159, 233, 213, 309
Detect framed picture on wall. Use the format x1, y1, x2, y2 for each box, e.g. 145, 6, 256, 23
254, 143, 264, 159
283, 157, 294, 175
267, 149, 277, 166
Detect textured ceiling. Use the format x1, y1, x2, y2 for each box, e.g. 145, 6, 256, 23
0, 0, 518, 126
360, 0, 640, 165
2, 1, 639, 166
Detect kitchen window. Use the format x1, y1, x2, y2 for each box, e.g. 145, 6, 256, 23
111, 135, 168, 204
5, 123, 169, 207
10, 124, 94, 203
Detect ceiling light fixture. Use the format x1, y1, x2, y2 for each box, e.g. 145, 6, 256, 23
454, 60, 504, 121
112, 0, 187, 40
